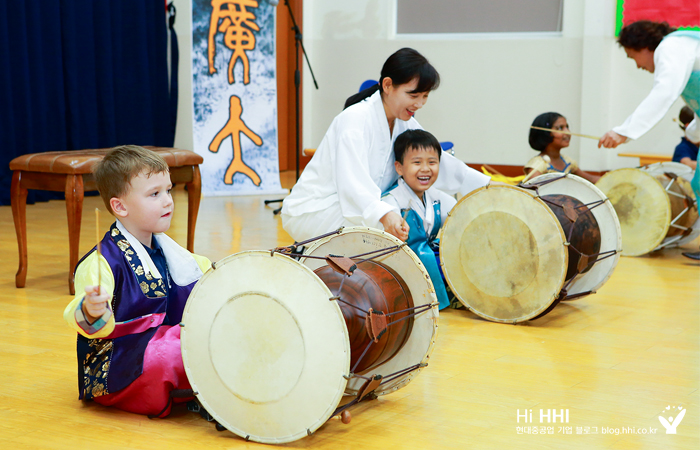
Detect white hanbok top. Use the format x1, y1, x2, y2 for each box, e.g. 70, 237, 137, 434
613, 34, 700, 142
382, 178, 456, 235
281, 90, 490, 239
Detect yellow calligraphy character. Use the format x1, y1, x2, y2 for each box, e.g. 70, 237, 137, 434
209, 95, 263, 186
208, 0, 260, 85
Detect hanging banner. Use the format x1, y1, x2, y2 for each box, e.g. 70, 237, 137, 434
616, 0, 700, 36
192, 0, 285, 196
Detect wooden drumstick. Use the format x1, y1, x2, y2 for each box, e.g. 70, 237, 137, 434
95, 208, 102, 291
530, 126, 601, 141
482, 164, 505, 177
521, 169, 538, 185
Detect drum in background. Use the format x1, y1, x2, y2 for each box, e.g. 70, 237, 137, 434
596, 166, 698, 256
642, 161, 694, 179
180, 227, 438, 444
640, 162, 700, 248
440, 174, 620, 324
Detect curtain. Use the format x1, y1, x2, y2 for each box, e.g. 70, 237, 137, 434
0, 1, 176, 206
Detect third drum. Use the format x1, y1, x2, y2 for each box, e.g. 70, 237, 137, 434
440, 173, 622, 324
596, 162, 698, 257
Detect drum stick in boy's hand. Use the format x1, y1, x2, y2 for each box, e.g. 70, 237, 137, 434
95, 208, 102, 292
530, 126, 601, 141
400, 206, 411, 240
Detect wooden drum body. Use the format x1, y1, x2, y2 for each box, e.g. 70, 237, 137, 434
301, 227, 439, 396
596, 165, 698, 256
180, 227, 438, 444
440, 174, 621, 323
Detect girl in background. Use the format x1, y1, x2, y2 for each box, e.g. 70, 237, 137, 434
525, 112, 600, 184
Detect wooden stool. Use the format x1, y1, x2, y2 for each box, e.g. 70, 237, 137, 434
10, 146, 203, 295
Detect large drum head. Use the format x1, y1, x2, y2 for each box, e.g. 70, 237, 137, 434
523, 173, 621, 297
181, 251, 350, 444
596, 168, 671, 256
441, 185, 568, 323
301, 227, 438, 396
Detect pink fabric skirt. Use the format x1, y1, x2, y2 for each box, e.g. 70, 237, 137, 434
93, 325, 192, 417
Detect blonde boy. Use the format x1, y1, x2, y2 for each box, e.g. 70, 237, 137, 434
63, 145, 211, 417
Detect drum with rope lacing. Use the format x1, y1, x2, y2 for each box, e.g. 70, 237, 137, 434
180, 227, 438, 444
440, 173, 621, 323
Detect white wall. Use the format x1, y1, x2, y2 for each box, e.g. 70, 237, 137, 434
171, 0, 687, 171
300, 0, 686, 171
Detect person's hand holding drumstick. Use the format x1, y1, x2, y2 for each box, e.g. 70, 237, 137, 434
380, 210, 410, 241
82, 208, 111, 324
598, 130, 627, 149
82, 285, 111, 324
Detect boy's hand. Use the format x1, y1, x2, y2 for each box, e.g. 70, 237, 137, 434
82, 285, 110, 322
380, 211, 410, 241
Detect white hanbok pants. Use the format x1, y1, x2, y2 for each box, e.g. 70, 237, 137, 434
281, 205, 364, 243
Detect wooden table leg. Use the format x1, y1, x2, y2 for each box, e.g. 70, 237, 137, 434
185, 165, 202, 253
65, 175, 85, 295
11, 171, 29, 288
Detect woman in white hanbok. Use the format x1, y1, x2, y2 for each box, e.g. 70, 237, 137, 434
281, 48, 490, 242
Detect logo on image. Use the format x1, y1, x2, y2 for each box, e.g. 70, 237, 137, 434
658, 405, 685, 434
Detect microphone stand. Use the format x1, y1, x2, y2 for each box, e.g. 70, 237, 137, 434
265, 0, 319, 215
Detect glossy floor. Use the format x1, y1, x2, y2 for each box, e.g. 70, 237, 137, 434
0, 175, 698, 449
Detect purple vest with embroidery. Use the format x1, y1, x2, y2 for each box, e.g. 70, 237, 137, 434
76, 226, 199, 400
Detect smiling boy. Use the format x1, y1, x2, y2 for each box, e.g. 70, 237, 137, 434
63, 145, 211, 417
382, 129, 456, 310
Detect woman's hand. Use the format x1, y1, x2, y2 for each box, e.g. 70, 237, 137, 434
380, 211, 409, 241
598, 131, 627, 148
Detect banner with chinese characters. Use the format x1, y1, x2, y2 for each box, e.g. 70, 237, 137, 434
192, 0, 284, 196
616, 0, 700, 36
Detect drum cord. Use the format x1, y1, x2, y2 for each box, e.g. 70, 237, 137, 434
272, 227, 436, 419
271, 227, 408, 263
271, 227, 345, 256
653, 174, 698, 249
332, 363, 428, 420
535, 194, 620, 302
559, 248, 618, 299
383, 303, 435, 328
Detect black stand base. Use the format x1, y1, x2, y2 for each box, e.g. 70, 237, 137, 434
264, 199, 283, 215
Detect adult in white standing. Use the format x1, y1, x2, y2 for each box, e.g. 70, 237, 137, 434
597, 21, 700, 260
598, 21, 700, 149
281, 48, 491, 242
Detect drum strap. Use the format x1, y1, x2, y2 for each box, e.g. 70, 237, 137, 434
559, 249, 618, 298
365, 309, 387, 342
326, 255, 357, 275
342, 301, 436, 375
332, 362, 429, 419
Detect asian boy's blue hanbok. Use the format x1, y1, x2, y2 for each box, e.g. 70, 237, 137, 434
382, 179, 456, 310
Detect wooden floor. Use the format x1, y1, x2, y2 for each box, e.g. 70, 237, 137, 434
1, 171, 698, 449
